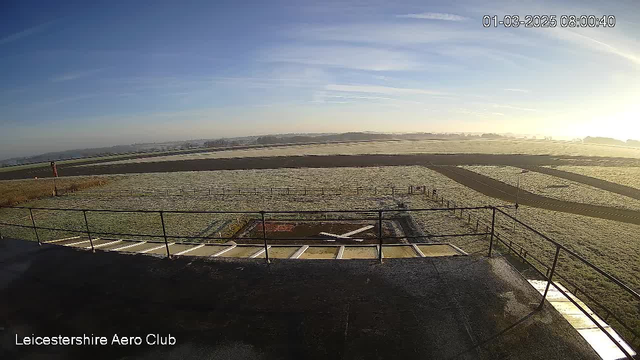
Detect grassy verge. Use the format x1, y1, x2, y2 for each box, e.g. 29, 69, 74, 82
0, 177, 111, 207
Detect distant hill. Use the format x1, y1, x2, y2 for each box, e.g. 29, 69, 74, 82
0, 131, 517, 167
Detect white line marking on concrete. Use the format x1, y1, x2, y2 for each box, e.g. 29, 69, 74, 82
448, 243, 469, 255
45, 236, 80, 243
89, 239, 122, 249
66, 238, 98, 247
291, 245, 309, 259
211, 245, 236, 257
341, 225, 374, 237
113, 241, 146, 251
320, 232, 351, 239
336, 246, 345, 259
250, 246, 270, 258
413, 244, 426, 257
140, 243, 174, 253
174, 244, 204, 256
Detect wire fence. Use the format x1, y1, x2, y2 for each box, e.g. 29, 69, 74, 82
70, 185, 435, 198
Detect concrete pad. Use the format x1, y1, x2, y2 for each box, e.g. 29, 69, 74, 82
117, 242, 163, 253
165, 244, 199, 255
299, 246, 340, 259
417, 244, 462, 257
145, 243, 177, 255
99, 240, 139, 251
579, 328, 636, 360
83, 239, 118, 249
218, 246, 263, 258
382, 245, 419, 258
184, 244, 230, 256
254, 246, 299, 259
528, 279, 635, 360
50, 237, 90, 246
67, 239, 96, 248
342, 246, 378, 259
44, 236, 81, 244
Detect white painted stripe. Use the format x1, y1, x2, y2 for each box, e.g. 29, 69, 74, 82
319, 232, 351, 239
336, 246, 345, 259
140, 243, 174, 254
250, 246, 270, 258
290, 245, 309, 259
45, 236, 81, 243
89, 239, 122, 249
67, 238, 99, 247
341, 225, 374, 237
113, 241, 146, 251
448, 243, 468, 255
174, 244, 204, 256
412, 244, 426, 257
211, 245, 236, 257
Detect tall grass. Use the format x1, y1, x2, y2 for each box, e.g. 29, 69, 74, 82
0, 177, 110, 207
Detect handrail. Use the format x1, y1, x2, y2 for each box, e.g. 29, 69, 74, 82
496, 207, 640, 301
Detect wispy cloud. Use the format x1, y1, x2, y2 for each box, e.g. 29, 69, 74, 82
0, 20, 58, 45
546, 29, 640, 66
260, 45, 422, 71
50, 68, 106, 82
293, 23, 536, 47
396, 12, 468, 21
325, 84, 447, 96
504, 88, 529, 93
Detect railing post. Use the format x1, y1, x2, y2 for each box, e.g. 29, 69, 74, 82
488, 207, 496, 257
160, 211, 170, 259
378, 210, 383, 263
29, 208, 41, 246
83, 210, 94, 252
261, 211, 270, 264
538, 245, 561, 310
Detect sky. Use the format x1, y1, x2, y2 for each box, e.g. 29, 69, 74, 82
1, 0, 640, 159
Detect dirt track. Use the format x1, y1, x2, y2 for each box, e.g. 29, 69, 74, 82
429, 166, 640, 225
3, 153, 640, 180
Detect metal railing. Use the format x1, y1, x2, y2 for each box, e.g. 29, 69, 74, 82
0, 203, 638, 358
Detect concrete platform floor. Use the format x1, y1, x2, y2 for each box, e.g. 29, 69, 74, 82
0, 238, 599, 360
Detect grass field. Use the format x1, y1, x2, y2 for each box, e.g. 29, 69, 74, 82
552, 166, 640, 190
82, 139, 640, 167
461, 165, 640, 211
0, 165, 637, 343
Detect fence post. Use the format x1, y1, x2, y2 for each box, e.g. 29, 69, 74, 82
261, 211, 270, 264
378, 210, 383, 263
29, 208, 41, 246
538, 245, 561, 310
160, 211, 170, 259
488, 207, 496, 257
82, 210, 94, 252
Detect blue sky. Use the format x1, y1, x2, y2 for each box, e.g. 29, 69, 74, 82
1, 0, 639, 159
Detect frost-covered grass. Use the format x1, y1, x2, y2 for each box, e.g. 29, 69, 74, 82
552, 166, 640, 190
0, 166, 637, 341
82, 139, 640, 167
461, 165, 640, 211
